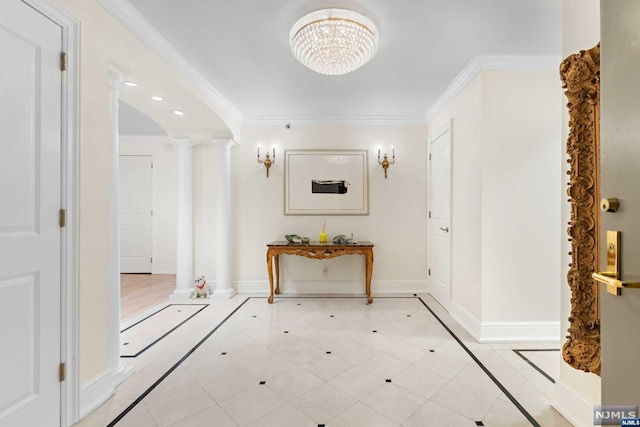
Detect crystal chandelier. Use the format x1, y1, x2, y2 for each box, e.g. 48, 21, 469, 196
289, 8, 379, 76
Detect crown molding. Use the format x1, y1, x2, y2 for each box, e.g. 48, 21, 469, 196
425, 54, 561, 122
96, 0, 243, 129
243, 115, 427, 126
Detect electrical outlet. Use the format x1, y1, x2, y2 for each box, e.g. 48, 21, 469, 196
322, 266, 329, 278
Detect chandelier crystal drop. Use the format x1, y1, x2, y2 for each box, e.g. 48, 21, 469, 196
289, 8, 379, 76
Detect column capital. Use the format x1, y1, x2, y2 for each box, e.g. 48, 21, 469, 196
173, 138, 194, 149
213, 139, 237, 151
108, 72, 122, 90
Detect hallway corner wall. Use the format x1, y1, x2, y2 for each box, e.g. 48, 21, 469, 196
428, 66, 563, 342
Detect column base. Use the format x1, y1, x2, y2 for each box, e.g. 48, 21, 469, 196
212, 288, 237, 299
169, 288, 194, 299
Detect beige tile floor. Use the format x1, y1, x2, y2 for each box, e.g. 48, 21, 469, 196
74, 294, 572, 427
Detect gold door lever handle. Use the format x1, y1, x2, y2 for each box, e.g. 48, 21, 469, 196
592, 272, 640, 290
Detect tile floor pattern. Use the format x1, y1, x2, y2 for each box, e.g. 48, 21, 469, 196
513, 350, 561, 384
75, 295, 573, 427
120, 304, 208, 357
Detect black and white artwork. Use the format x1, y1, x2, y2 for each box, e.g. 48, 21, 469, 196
311, 180, 350, 194
284, 149, 369, 215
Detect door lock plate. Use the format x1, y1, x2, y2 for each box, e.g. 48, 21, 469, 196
592, 230, 640, 295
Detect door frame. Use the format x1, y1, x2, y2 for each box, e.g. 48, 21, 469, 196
20, 0, 80, 425
426, 119, 453, 310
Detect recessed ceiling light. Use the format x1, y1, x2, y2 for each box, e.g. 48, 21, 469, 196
151, 96, 163, 101
123, 81, 138, 87
173, 110, 184, 116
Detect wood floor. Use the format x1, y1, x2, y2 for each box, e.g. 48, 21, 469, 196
121, 274, 175, 320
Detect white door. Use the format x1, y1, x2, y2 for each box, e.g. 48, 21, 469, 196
600, 0, 640, 409
428, 126, 452, 310
119, 155, 153, 273
0, 1, 62, 425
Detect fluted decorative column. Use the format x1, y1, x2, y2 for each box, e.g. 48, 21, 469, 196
213, 139, 237, 299
108, 72, 130, 384
172, 139, 195, 298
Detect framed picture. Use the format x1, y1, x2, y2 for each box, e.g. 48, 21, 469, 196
284, 149, 369, 216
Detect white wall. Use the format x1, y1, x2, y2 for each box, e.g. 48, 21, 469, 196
553, 1, 602, 426
429, 77, 483, 320
119, 137, 178, 274
225, 124, 428, 294
428, 67, 562, 341
481, 70, 561, 324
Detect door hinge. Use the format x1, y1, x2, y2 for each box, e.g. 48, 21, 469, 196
150, 257, 153, 263
59, 363, 66, 382
151, 163, 154, 169
428, 268, 431, 276
151, 210, 153, 216
59, 209, 66, 228
429, 153, 431, 160
60, 52, 67, 71
428, 211, 431, 219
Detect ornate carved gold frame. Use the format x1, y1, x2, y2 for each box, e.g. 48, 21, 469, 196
560, 44, 601, 375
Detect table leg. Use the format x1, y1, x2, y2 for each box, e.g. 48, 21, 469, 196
275, 254, 280, 294
365, 250, 373, 304
267, 250, 274, 303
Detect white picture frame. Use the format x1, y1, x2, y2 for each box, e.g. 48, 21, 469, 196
284, 149, 369, 216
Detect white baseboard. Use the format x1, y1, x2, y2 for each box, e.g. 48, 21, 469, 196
450, 300, 560, 342
552, 380, 596, 427
79, 363, 133, 419
450, 301, 482, 340
479, 320, 560, 342
234, 280, 428, 295
152, 264, 176, 275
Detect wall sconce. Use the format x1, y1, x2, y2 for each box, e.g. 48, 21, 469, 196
257, 144, 276, 177
377, 146, 395, 179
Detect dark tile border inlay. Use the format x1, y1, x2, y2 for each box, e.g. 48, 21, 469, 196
106, 298, 250, 426
513, 349, 560, 384
120, 304, 208, 358
417, 297, 540, 427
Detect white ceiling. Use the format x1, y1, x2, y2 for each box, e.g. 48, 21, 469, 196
119, 101, 166, 136
124, 0, 561, 122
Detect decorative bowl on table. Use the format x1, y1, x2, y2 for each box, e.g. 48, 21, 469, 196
285, 234, 302, 243
332, 234, 354, 244
300, 236, 310, 244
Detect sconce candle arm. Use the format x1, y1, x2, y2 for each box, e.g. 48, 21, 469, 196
377, 147, 396, 179
257, 146, 275, 178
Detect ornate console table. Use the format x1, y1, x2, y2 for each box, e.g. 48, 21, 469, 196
266, 241, 374, 304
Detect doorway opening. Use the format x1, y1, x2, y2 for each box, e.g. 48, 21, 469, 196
117, 101, 178, 320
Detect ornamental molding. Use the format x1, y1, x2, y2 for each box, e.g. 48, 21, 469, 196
560, 44, 601, 375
